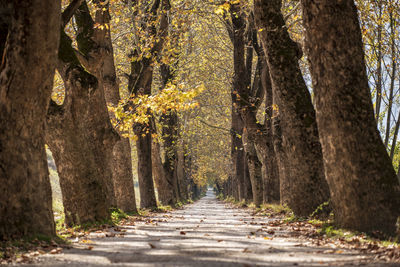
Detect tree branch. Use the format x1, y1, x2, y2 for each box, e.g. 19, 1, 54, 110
62, 0, 85, 28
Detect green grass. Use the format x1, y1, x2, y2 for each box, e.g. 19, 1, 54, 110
110, 208, 129, 224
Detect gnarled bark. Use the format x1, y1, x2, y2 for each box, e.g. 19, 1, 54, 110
254, 0, 330, 216
301, 0, 400, 234
0, 0, 60, 239
95, 0, 137, 213
46, 31, 118, 226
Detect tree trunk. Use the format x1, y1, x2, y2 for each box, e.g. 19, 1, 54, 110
0, 0, 60, 239
159, 64, 179, 205
243, 156, 254, 202
229, 6, 254, 202
374, 1, 383, 122
111, 139, 136, 212
46, 31, 118, 226
390, 110, 400, 160
96, 0, 137, 213
301, 0, 400, 234
177, 145, 189, 200
128, 0, 171, 209
254, 0, 330, 216
261, 62, 280, 203
384, 12, 397, 148
129, 56, 157, 210
136, 128, 157, 209
151, 136, 176, 206
231, 110, 247, 201
243, 130, 263, 206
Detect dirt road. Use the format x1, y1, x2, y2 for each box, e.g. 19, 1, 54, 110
23, 189, 396, 266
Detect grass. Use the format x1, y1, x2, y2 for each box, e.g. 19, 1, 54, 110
259, 203, 292, 215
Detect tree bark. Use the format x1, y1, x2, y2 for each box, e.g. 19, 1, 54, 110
0, 0, 60, 239
374, 1, 383, 122
151, 129, 176, 206
243, 130, 263, 206
177, 144, 189, 200
231, 110, 247, 201
254, 0, 330, 216
384, 12, 397, 148
158, 64, 179, 205
94, 0, 137, 213
128, 0, 171, 209
129, 55, 157, 210
136, 128, 157, 209
229, 5, 255, 202
261, 61, 280, 203
46, 31, 118, 226
301, 0, 400, 234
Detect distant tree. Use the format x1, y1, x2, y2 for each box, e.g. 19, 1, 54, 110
127, 0, 172, 209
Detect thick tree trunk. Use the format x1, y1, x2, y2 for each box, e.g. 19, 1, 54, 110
46, 32, 118, 226
254, 0, 330, 216
0, 0, 60, 239
301, 0, 400, 234
96, 1, 137, 213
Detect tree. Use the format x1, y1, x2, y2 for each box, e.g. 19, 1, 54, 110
254, 0, 330, 216
151, 64, 179, 206
97, 0, 138, 213
127, 0, 172, 209
228, 3, 253, 202
301, 0, 400, 234
46, 1, 119, 225
0, 0, 60, 239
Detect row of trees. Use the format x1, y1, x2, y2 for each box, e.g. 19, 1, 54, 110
215, 0, 399, 235
0, 0, 399, 241
0, 0, 204, 240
